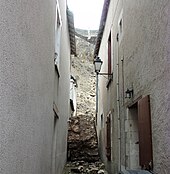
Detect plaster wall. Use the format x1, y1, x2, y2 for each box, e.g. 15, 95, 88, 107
97, 0, 170, 173
97, 0, 124, 173
122, 1, 170, 173
0, 0, 72, 173
52, 0, 71, 173
0, 0, 55, 174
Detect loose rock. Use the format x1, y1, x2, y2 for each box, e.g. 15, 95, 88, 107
62, 161, 108, 174
67, 115, 99, 162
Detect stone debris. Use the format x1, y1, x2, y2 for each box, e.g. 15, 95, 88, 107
62, 161, 108, 174
67, 115, 99, 162
98, 169, 106, 174
64, 30, 108, 174
71, 32, 96, 117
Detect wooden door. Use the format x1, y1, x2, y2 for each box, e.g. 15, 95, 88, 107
138, 95, 153, 170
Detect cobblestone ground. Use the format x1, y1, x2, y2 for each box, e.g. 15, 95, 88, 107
62, 160, 108, 174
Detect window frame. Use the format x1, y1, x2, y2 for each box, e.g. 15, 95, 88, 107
105, 112, 111, 161
118, 10, 123, 43
106, 32, 113, 88
54, 0, 62, 74
108, 33, 112, 77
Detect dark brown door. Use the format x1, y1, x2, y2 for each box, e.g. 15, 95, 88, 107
138, 95, 153, 170
106, 114, 111, 161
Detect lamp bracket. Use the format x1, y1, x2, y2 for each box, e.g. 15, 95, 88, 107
97, 72, 113, 79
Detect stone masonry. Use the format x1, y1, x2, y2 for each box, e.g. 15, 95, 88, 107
67, 115, 99, 162
62, 30, 108, 174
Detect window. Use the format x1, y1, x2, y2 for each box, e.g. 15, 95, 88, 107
54, 1, 62, 72
118, 10, 123, 43
106, 113, 111, 161
106, 32, 113, 88
108, 33, 111, 77
119, 19, 123, 36
101, 114, 104, 128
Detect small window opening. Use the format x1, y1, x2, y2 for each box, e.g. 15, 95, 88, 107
119, 19, 123, 35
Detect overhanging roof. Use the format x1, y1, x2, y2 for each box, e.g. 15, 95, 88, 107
67, 8, 76, 56
94, 0, 110, 58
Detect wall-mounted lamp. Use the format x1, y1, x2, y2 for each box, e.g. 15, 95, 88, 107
94, 56, 103, 73
94, 56, 113, 125
94, 57, 113, 78
125, 88, 133, 99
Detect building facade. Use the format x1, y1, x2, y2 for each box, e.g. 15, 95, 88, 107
0, 0, 75, 173
95, 0, 170, 173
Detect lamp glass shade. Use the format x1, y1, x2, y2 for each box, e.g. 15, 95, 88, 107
125, 92, 130, 98
94, 57, 103, 73
125, 88, 133, 98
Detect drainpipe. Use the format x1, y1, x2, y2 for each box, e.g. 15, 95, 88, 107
121, 56, 126, 169
96, 73, 99, 125
116, 33, 121, 172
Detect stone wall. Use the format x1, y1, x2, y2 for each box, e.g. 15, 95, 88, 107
67, 115, 99, 162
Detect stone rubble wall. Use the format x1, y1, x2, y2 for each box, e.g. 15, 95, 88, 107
71, 31, 96, 117
67, 115, 99, 162
64, 29, 109, 174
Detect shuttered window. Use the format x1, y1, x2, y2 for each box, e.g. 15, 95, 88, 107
106, 114, 111, 161
138, 95, 153, 170
108, 33, 111, 77
54, 0, 62, 73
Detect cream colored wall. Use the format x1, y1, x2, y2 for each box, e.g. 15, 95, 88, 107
52, 0, 71, 173
97, 1, 124, 173
0, 0, 72, 173
0, 0, 55, 173
97, 0, 170, 173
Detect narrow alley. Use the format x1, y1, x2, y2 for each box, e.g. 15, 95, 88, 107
62, 28, 108, 174
0, 0, 170, 174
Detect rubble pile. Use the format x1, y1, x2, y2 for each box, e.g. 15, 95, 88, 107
62, 161, 108, 174
71, 31, 96, 117
63, 29, 108, 174
67, 115, 99, 162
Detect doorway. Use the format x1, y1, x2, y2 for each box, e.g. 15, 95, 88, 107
126, 103, 140, 169
52, 113, 59, 174
125, 96, 153, 170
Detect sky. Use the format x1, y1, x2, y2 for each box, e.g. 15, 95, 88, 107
67, 0, 104, 30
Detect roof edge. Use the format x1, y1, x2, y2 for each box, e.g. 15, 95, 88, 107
67, 8, 77, 56
93, 0, 110, 58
